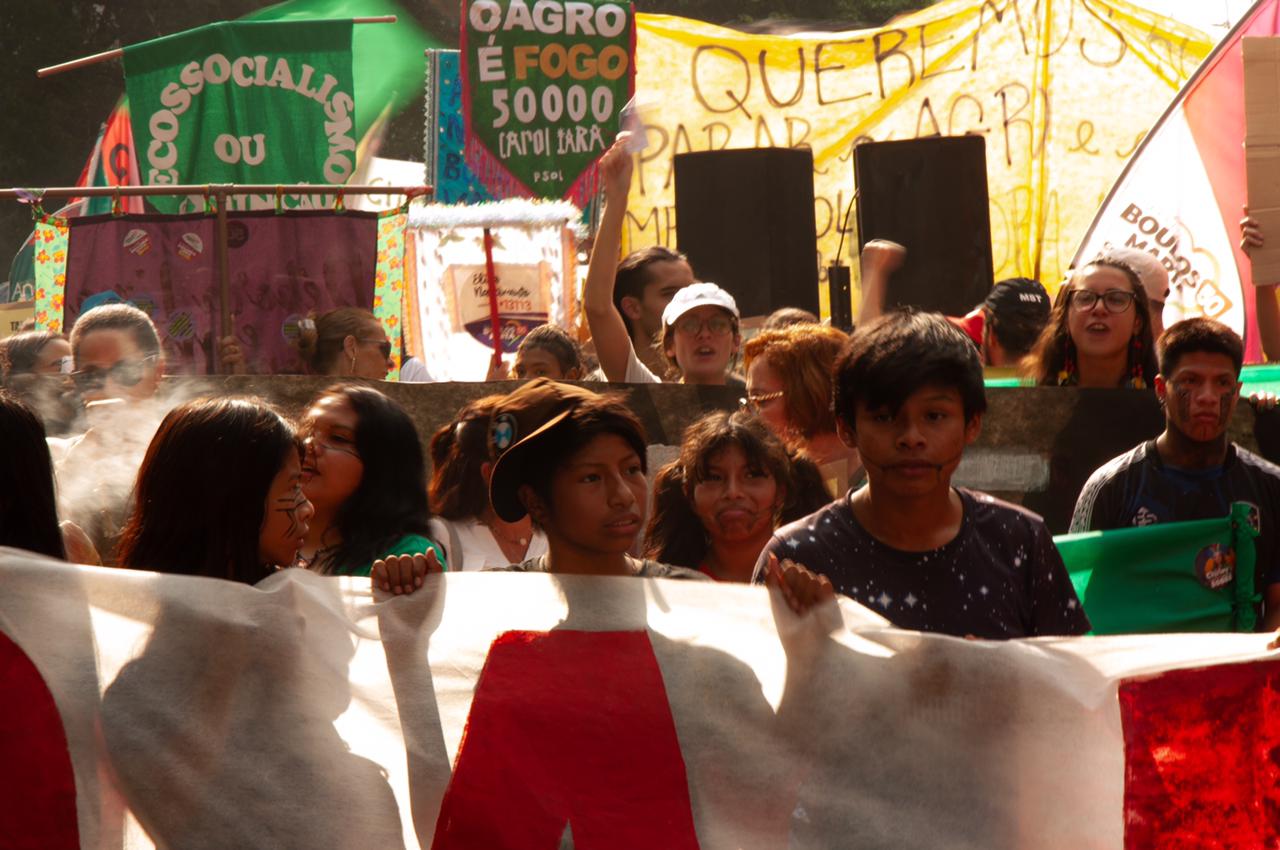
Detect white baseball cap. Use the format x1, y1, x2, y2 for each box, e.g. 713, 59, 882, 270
661, 282, 740, 327
1095, 245, 1170, 305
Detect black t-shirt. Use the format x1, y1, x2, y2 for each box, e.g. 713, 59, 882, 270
1070, 439, 1280, 588
754, 488, 1091, 639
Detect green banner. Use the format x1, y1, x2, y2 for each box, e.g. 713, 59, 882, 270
461, 0, 634, 205
124, 20, 355, 213
1055, 502, 1260, 635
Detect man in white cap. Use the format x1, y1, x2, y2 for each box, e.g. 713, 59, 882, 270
584, 137, 743, 387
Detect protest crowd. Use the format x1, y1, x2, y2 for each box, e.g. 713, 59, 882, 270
7, 132, 1280, 636
12, 1, 1280, 845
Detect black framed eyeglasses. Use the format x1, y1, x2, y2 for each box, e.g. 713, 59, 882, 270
70, 355, 158, 390
1068, 288, 1136, 314
359, 338, 393, 359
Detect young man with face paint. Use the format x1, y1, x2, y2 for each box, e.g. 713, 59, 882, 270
1071, 318, 1280, 629
754, 311, 1090, 639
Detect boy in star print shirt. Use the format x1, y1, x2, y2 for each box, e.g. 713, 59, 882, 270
754, 311, 1090, 639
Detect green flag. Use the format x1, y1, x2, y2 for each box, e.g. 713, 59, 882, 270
124, 20, 355, 212
1055, 502, 1261, 635
245, 0, 442, 142
461, 0, 635, 205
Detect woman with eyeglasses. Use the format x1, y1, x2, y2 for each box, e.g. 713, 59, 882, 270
583, 137, 744, 387
296, 307, 394, 380
0, 330, 80, 436
742, 323, 860, 496
297, 382, 445, 577
1022, 258, 1159, 388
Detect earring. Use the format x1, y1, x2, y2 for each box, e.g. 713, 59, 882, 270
1127, 335, 1147, 388
349, 353, 357, 373
1057, 340, 1077, 386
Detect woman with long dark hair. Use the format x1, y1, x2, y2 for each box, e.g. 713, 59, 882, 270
425, 395, 549, 571
1022, 257, 1159, 388
116, 397, 313, 582
0, 393, 78, 560
299, 383, 444, 576
643, 410, 831, 582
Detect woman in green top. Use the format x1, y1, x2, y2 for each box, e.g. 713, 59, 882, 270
299, 383, 444, 577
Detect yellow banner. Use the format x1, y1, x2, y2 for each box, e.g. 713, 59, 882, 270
627, 0, 1212, 313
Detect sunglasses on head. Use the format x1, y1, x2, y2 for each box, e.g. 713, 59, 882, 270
359, 338, 392, 359
71, 355, 157, 390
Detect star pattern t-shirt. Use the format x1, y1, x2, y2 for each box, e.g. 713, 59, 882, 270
754, 488, 1090, 639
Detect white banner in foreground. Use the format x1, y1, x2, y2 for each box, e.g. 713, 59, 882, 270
0, 552, 1277, 849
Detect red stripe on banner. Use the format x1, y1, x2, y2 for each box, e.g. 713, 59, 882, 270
0, 631, 80, 849
432, 630, 700, 849
1182, 0, 1280, 363
1120, 658, 1280, 848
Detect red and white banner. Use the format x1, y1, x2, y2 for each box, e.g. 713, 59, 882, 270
2, 551, 1279, 848
1075, 0, 1280, 363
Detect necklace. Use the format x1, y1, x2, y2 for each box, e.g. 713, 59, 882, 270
483, 517, 529, 549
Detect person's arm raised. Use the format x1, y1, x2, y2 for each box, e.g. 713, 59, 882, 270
1242, 206, 1280, 363
584, 135, 641, 382
856, 239, 906, 327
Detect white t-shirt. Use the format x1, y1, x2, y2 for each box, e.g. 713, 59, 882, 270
398, 357, 434, 383
428, 517, 549, 572
623, 343, 662, 384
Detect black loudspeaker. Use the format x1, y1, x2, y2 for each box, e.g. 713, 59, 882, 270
854, 136, 994, 316
674, 148, 818, 319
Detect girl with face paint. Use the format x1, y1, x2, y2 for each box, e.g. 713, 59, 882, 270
644, 411, 830, 582
116, 397, 314, 583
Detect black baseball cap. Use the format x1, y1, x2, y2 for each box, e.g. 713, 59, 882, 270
983, 278, 1050, 321
487, 378, 599, 522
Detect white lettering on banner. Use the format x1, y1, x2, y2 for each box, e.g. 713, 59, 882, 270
1115, 201, 1231, 321
469, 0, 628, 36
499, 127, 552, 158
214, 134, 267, 166
142, 54, 356, 185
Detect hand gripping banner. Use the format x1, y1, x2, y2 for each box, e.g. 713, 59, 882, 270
3, 559, 1280, 848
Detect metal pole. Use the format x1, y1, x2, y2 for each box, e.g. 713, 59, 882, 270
0, 183, 431, 199
214, 187, 233, 370
36, 17, 398, 78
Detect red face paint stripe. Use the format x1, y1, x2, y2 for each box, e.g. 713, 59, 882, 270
431, 630, 701, 849
0, 630, 80, 849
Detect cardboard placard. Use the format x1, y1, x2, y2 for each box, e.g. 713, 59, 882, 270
0, 301, 35, 338
1244, 37, 1280, 284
